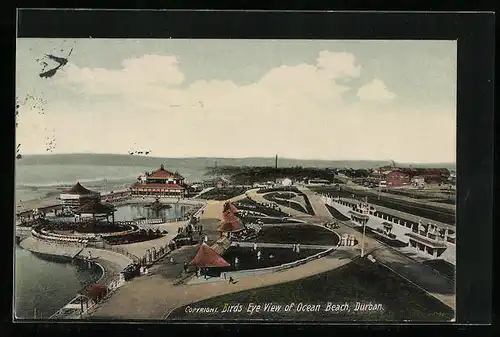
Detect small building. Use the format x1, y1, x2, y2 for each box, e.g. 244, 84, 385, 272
74, 200, 116, 223
281, 178, 293, 187
189, 242, 231, 268
411, 176, 425, 187
59, 182, 100, 211
307, 178, 331, 186
386, 171, 411, 188
213, 177, 230, 189
130, 164, 187, 197
406, 232, 448, 258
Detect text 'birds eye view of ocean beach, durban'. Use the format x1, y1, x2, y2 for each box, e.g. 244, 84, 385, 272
15, 38, 456, 322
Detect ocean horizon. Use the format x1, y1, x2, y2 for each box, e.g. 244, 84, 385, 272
14, 153, 455, 202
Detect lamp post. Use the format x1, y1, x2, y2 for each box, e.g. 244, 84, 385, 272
360, 196, 368, 257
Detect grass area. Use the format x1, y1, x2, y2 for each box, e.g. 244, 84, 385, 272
325, 204, 350, 221
262, 194, 308, 214
222, 247, 318, 270
311, 187, 455, 225
197, 187, 248, 201
168, 257, 454, 322
235, 198, 289, 217
423, 259, 455, 281
257, 225, 339, 246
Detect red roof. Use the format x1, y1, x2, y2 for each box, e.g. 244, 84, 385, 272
189, 243, 230, 267
64, 182, 98, 195
131, 183, 185, 190
223, 202, 238, 214
147, 164, 185, 179
219, 211, 243, 232
79, 283, 108, 301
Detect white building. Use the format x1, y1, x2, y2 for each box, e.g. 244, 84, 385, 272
281, 178, 293, 187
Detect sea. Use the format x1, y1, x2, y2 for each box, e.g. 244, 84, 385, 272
14, 153, 456, 319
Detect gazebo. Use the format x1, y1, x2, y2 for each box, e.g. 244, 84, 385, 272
223, 201, 238, 214
59, 182, 100, 211
189, 243, 230, 268
218, 211, 243, 234
74, 200, 116, 224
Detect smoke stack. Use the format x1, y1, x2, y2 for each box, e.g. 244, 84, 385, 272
275, 155, 278, 169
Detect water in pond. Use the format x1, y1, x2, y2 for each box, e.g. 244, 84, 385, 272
14, 247, 102, 319
113, 203, 191, 222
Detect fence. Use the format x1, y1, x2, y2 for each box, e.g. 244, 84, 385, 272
222, 245, 337, 280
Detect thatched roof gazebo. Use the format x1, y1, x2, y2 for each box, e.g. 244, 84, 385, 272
65, 182, 99, 196
218, 211, 243, 233
189, 243, 230, 268
74, 200, 116, 223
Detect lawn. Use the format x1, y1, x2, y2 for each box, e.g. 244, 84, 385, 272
423, 259, 455, 281
221, 247, 319, 270
235, 198, 289, 218
257, 224, 339, 246
325, 204, 350, 221
168, 257, 454, 322
197, 187, 248, 201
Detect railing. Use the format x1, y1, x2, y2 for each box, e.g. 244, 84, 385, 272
223, 245, 337, 279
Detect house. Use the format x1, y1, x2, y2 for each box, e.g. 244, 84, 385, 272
386, 171, 411, 188
281, 177, 293, 187
130, 164, 187, 197
411, 176, 425, 187
213, 177, 230, 188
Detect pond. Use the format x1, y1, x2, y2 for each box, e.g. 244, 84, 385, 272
113, 203, 192, 222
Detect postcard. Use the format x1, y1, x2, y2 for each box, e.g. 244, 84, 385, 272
15, 36, 457, 323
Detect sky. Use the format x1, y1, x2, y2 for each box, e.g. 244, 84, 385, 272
15, 39, 457, 163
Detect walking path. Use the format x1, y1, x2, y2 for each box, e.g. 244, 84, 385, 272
20, 237, 133, 269
246, 190, 308, 217
88, 247, 361, 320
192, 187, 215, 199
296, 186, 333, 218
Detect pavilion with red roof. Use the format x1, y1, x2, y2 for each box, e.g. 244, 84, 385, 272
223, 201, 238, 214
218, 209, 244, 234
130, 164, 187, 197
59, 182, 101, 211
189, 242, 231, 268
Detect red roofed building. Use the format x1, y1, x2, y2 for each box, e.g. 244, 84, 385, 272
223, 202, 238, 214
219, 210, 243, 233
189, 243, 230, 268
131, 164, 187, 197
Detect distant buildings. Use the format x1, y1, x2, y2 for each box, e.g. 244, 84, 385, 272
130, 164, 187, 197
386, 171, 411, 188
376, 167, 451, 188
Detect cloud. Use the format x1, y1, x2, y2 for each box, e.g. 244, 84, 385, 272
61, 54, 185, 95
357, 79, 396, 102
16, 50, 455, 163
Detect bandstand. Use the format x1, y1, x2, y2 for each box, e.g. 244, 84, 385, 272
74, 200, 116, 224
